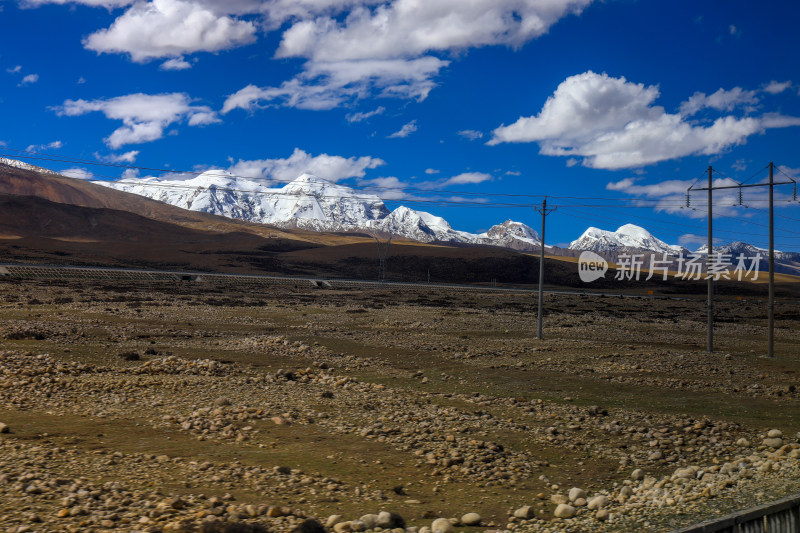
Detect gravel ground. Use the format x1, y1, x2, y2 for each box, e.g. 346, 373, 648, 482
0, 279, 798, 533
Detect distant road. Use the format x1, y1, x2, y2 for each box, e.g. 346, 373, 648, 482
0, 262, 765, 303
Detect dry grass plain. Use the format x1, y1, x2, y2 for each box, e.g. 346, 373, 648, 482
0, 277, 799, 533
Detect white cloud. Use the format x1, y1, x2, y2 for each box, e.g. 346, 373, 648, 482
606, 175, 745, 218
222, 57, 448, 112
55, 92, 220, 148
679, 87, 758, 116
22, 0, 133, 6
102, 150, 140, 163
346, 106, 385, 122
424, 168, 439, 175
443, 172, 492, 185
18, 73, 39, 86
83, 0, 257, 62
6, 65, 21, 74
224, 0, 590, 111
387, 119, 417, 138
763, 80, 792, 95
226, 147, 385, 183
489, 71, 800, 169
26, 140, 63, 152
275, 0, 592, 62
160, 56, 192, 70
77, 77, 87, 84
61, 167, 95, 180
458, 129, 483, 141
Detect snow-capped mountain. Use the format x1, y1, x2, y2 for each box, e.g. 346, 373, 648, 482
376, 206, 476, 243
569, 224, 686, 256
96, 171, 390, 232
0, 157, 60, 176
477, 219, 541, 250
95, 170, 544, 249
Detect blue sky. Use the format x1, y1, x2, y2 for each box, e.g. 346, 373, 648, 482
2, 0, 800, 250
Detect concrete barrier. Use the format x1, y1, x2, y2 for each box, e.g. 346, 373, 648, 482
674, 493, 800, 533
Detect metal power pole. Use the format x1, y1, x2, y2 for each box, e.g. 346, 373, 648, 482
688, 162, 794, 358
707, 165, 714, 353
768, 162, 775, 358
534, 197, 556, 339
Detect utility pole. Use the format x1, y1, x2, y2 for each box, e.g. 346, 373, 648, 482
534, 197, 556, 339
371, 233, 392, 282
768, 162, 775, 358
707, 166, 714, 353
688, 162, 794, 357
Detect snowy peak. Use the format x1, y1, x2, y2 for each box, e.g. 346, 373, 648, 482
0, 157, 60, 176
486, 219, 540, 243
569, 224, 685, 255
96, 172, 389, 231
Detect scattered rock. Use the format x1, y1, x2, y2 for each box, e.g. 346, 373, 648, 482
553, 504, 576, 519
461, 513, 481, 526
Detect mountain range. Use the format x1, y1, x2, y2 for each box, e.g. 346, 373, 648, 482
96, 170, 545, 249
2, 158, 797, 274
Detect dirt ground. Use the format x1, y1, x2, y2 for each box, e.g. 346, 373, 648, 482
0, 277, 798, 533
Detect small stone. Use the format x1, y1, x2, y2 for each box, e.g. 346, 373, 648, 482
568, 487, 586, 502
763, 438, 784, 448
596, 509, 609, 521
461, 513, 481, 526
767, 429, 783, 439
56, 509, 70, 518
266, 506, 284, 518
736, 438, 751, 447
333, 522, 352, 533
431, 518, 454, 533
587, 495, 608, 510
214, 397, 231, 407
553, 504, 576, 519
359, 514, 378, 529
631, 469, 644, 480
377, 511, 405, 529
0, 423, 8, 434
550, 494, 568, 505
513, 506, 534, 519
326, 515, 343, 528
573, 498, 587, 507
649, 450, 663, 461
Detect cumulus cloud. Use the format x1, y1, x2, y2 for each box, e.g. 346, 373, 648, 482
160, 56, 192, 70
61, 167, 95, 180
275, 0, 592, 62
99, 150, 140, 163
222, 57, 448, 112
606, 175, 747, 218
458, 129, 483, 141
26, 140, 63, 152
346, 106, 385, 122
763, 80, 792, 95
55, 92, 220, 148
489, 71, 800, 169
226, 147, 385, 183
679, 87, 759, 116
387, 119, 417, 138
83, 0, 257, 62
225, 0, 591, 111
22, 0, 133, 6
443, 172, 492, 185
18, 74, 39, 86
